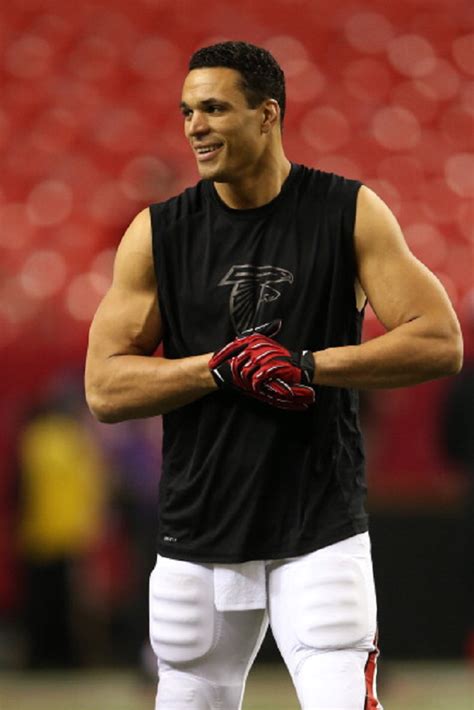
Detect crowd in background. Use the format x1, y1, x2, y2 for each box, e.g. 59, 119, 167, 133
1, 374, 162, 671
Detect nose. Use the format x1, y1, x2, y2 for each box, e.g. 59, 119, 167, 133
187, 110, 210, 138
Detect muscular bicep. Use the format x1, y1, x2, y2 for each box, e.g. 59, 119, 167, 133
354, 186, 458, 333
89, 280, 161, 358
87, 208, 162, 364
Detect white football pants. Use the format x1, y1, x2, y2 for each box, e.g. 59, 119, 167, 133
149, 532, 382, 710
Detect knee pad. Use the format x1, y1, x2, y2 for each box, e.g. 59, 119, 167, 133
295, 649, 370, 710
294, 553, 374, 650
149, 558, 215, 664
157, 668, 244, 710
156, 670, 216, 710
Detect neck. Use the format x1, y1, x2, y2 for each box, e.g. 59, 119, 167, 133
214, 153, 292, 210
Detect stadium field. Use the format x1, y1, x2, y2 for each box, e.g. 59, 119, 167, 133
0, 661, 473, 710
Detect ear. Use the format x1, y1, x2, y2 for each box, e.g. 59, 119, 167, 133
261, 99, 280, 133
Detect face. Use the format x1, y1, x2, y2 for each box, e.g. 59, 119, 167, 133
180, 67, 269, 182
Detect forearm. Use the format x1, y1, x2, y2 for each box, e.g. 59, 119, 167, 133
86, 352, 216, 422
314, 317, 463, 389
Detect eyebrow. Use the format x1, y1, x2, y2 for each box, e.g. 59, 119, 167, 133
179, 98, 232, 111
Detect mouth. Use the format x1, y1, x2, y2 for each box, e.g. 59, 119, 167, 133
194, 143, 224, 162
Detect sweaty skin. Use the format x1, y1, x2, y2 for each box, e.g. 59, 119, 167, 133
85, 67, 463, 423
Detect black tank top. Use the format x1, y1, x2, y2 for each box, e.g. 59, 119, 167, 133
150, 163, 367, 563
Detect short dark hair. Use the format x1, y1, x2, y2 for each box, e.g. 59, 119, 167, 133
189, 40, 286, 128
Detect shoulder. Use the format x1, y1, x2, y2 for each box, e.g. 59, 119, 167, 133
117, 207, 152, 257
149, 180, 207, 229
296, 163, 362, 204
113, 208, 155, 290
354, 185, 405, 256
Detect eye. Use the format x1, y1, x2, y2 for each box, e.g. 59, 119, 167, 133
181, 108, 192, 119
207, 105, 224, 114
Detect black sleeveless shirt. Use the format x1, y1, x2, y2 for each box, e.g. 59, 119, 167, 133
150, 164, 367, 563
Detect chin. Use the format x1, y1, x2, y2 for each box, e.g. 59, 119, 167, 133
197, 163, 229, 182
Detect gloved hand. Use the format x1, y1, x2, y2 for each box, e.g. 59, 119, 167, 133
209, 320, 282, 383
256, 378, 316, 411
209, 321, 316, 411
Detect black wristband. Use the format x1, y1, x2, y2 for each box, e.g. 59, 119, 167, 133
290, 350, 315, 385
210, 361, 233, 389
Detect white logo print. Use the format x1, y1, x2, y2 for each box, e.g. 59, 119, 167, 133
219, 264, 294, 334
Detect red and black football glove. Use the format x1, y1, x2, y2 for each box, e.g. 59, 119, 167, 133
209, 321, 316, 411
256, 378, 316, 411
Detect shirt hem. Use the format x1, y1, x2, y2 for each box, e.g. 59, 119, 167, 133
156, 517, 369, 564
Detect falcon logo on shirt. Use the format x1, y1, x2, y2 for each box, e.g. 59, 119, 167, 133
219, 264, 294, 334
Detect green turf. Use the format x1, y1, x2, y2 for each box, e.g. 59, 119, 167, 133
0, 661, 472, 710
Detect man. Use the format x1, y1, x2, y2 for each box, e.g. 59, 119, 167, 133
85, 41, 463, 710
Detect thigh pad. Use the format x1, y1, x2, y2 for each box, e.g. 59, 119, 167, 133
149, 558, 215, 664
293, 552, 373, 650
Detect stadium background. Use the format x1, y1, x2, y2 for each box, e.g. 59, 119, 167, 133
0, 0, 473, 707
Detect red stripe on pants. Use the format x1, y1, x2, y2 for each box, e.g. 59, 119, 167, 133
364, 635, 381, 710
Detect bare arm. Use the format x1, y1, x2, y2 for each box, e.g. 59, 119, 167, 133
85, 209, 216, 423
313, 186, 463, 388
